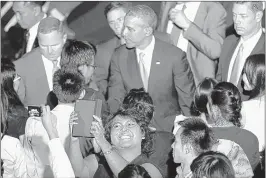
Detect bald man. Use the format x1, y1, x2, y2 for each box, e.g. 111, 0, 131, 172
15, 17, 67, 106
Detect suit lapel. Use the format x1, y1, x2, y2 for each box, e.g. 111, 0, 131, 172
223, 37, 240, 80
35, 50, 50, 92
127, 49, 143, 88
148, 39, 161, 94
250, 32, 265, 55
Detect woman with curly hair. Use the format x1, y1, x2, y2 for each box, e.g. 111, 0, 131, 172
207, 82, 260, 170
69, 105, 163, 178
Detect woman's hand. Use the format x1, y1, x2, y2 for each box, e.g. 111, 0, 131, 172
41, 105, 58, 140
90, 115, 106, 146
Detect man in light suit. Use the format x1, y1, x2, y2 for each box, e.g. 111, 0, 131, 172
157, 2, 227, 85
108, 5, 195, 132
216, 1, 265, 101
15, 17, 67, 106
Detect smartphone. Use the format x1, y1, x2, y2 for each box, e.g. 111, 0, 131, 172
28, 106, 42, 117
72, 99, 102, 138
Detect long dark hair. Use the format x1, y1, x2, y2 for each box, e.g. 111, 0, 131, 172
1, 57, 24, 108
1, 88, 8, 138
209, 82, 242, 127
243, 54, 265, 99
191, 78, 218, 116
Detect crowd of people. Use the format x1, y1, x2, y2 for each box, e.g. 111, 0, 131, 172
1, 1, 265, 178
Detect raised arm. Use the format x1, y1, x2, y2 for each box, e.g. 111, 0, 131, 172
183, 3, 227, 60
41, 105, 75, 178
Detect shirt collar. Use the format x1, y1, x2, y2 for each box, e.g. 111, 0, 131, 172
136, 35, 155, 57
42, 55, 61, 67
240, 28, 263, 46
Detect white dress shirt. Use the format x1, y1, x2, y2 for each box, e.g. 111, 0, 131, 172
42, 55, 61, 91
26, 14, 47, 53
242, 97, 265, 151
24, 103, 74, 177
166, 2, 201, 52
227, 28, 263, 81
136, 35, 155, 81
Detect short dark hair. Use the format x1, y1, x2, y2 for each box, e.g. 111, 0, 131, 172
192, 78, 218, 115
104, 2, 132, 18
1, 57, 24, 108
210, 82, 242, 127
53, 67, 85, 103
118, 164, 151, 178
61, 39, 96, 68
122, 88, 154, 123
234, 2, 263, 13
178, 118, 217, 156
126, 5, 158, 30
191, 151, 235, 178
243, 54, 265, 99
105, 106, 154, 156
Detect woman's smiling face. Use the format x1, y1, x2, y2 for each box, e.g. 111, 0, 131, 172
110, 115, 143, 149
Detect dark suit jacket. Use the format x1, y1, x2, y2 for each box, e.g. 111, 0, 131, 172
216, 32, 265, 100
158, 2, 227, 85
94, 31, 173, 97
108, 37, 195, 132
14, 48, 50, 106
94, 36, 121, 96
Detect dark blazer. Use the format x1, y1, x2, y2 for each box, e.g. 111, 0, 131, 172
14, 48, 50, 106
158, 2, 227, 85
216, 32, 265, 100
108, 37, 195, 132
94, 36, 121, 96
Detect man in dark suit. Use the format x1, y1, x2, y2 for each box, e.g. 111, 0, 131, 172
108, 5, 195, 132
12, 1, 46, 57
216, 1, 265, 101
157, 2, 227, 85
15, 17, 67, 106
94, 2, 132, 97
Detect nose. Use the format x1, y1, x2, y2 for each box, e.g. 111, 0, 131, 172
122, 27, 127, 38
171, 143, 174, 149
114, 21, 121, 30
48, 46, 53, 53
234, 15, 241, 25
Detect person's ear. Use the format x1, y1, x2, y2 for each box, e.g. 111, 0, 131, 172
255, 11, 263, 22
144, 26, 153, 36
78, 89, 86, 99
184, 144, 193, 154
141, 128, 146, 139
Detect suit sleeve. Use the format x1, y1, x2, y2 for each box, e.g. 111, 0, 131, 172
107, 51, 127, 113
14, 59, 26, 104
94, 44, 109, 96
183, 3, 227, 60
173, 52, 195, 116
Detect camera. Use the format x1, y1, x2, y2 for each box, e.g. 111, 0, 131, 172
28, 106, 42, 117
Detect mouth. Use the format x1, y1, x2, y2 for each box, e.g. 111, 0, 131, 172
119, 134, 132, 140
